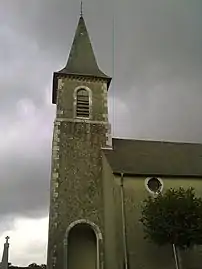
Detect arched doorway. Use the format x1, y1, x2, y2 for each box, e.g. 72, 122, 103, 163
67, 223, 97, 269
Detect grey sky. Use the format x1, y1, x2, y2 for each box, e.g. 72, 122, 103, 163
0, 0, 202, 263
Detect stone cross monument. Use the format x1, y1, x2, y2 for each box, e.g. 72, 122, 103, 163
0, 236, 10, 269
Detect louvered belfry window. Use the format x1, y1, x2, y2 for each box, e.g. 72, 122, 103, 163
76, 88, 90, 118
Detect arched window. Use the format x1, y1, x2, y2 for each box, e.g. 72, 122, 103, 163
76, 88, 90, 118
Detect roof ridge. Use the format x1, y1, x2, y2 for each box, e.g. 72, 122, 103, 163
112, 137, 202, 146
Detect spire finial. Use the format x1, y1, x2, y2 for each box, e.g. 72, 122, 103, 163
80, 1, 83, 17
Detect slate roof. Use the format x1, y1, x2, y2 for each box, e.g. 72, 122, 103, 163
103, 138, 202, 177
59, 16, 110, 79
52, 15, 111, 103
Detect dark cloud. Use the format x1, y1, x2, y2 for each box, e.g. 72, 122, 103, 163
0, 106, 53, 219
0, 152, 50, 218
0, 0, 202, 222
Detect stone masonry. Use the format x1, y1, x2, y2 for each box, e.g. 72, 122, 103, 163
47, 76, 110, 269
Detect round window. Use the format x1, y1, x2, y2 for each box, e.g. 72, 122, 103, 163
145, 177, 163, 194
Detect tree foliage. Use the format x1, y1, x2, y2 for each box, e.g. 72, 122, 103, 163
28, 264, 46, 269
140, 187, 202, 249
9, 264, 46, 269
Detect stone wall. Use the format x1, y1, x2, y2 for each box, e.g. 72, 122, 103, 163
117, 175, 202, 269
102, 155, 124, 269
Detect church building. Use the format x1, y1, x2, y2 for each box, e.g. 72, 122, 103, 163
47, 13, 202, 269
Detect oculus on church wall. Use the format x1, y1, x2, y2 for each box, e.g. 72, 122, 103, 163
145, 177, 163, 195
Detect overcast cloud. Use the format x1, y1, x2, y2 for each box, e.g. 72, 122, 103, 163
0, 0, 202, 266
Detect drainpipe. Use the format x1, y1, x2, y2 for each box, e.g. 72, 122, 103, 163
120, 173, 129, 269
172, 244, 180, 269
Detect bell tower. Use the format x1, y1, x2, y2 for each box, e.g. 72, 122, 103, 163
47, 13, 111, 269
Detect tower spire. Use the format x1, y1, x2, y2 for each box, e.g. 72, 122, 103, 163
55, 13, 111, 80
52, 9, 111, 103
